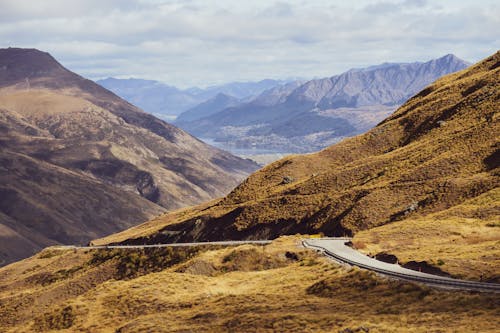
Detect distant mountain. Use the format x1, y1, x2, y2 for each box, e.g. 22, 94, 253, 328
97, 78, 199, 120
175, 93, 240, 123
175, 80, 304, 128
249, 80, 306, 106
97, 78, 290, 120
177, 54, 470, 153
288, 54, 469, 109
196, 79, 291, 100
0, 48, 258, 265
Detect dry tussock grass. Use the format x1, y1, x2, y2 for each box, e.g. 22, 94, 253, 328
0, 88, 94, 118
354, 188, 500, 281
0, 237, 499, 332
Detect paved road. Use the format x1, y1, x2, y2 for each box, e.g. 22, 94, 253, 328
54, 238, 499, 292
55, 240, 272, 250
303, 238, 500, 292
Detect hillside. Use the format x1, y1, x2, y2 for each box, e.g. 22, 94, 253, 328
0, 48, 257, 265
177, 55, 470, 153
0, 237, 498, 332
95, 51, 499, 280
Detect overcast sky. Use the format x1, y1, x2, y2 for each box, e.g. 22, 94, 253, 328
1, 0, 499, 88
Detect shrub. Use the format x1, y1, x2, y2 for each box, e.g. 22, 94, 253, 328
34, 306, 75, 330
89, 247, 201, 279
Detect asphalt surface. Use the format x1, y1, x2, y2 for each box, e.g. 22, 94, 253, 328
303, 238, 500, 292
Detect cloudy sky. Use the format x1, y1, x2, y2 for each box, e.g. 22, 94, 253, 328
1, 0, 499, 88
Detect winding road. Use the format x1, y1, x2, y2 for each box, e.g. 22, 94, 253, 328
55, 238, 500, 292
303, 238, 500, 292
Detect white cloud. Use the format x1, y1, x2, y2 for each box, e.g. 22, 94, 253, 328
0, 0, 499, 87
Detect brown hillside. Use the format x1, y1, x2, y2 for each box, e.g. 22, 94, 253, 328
95, 51, 499, 251
0, 237, 498, 332
0, 48, 257, 265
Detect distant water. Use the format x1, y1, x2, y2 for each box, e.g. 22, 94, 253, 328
156, 114, 177, 121
200, 138, 288, 156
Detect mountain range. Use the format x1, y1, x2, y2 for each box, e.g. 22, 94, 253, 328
0, 48, 258, 265
97, 77, 291, 120
175, 54, 470, 153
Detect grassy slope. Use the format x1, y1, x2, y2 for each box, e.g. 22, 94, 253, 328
0, 237, 499, 333
94, 52, 499, 281
353, 187, 500, 281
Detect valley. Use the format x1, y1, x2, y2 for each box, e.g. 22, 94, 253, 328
94, 51, 499, 262
102, 55, 470, 163
0, 1, 499, 331
173, 55, 469, 154
0, 50, 497, 331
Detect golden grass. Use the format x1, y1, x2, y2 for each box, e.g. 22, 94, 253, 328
0, 237, 499, 332
0, 89, 95, 118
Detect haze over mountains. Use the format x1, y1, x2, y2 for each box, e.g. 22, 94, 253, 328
176, 93, 241, 123
0, 48, 257, 265
97, 55, 469, 156
97, 77, 291, 121
175, 54, 470, 153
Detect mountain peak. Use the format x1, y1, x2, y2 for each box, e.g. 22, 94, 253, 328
0, 47, 258, 266
440, 53, 459, 60
434, 53, 470, 66
0, 47, 67, 86
175, 91, 240, 122
214, 92, 237, 100
0, 47, 56, 63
